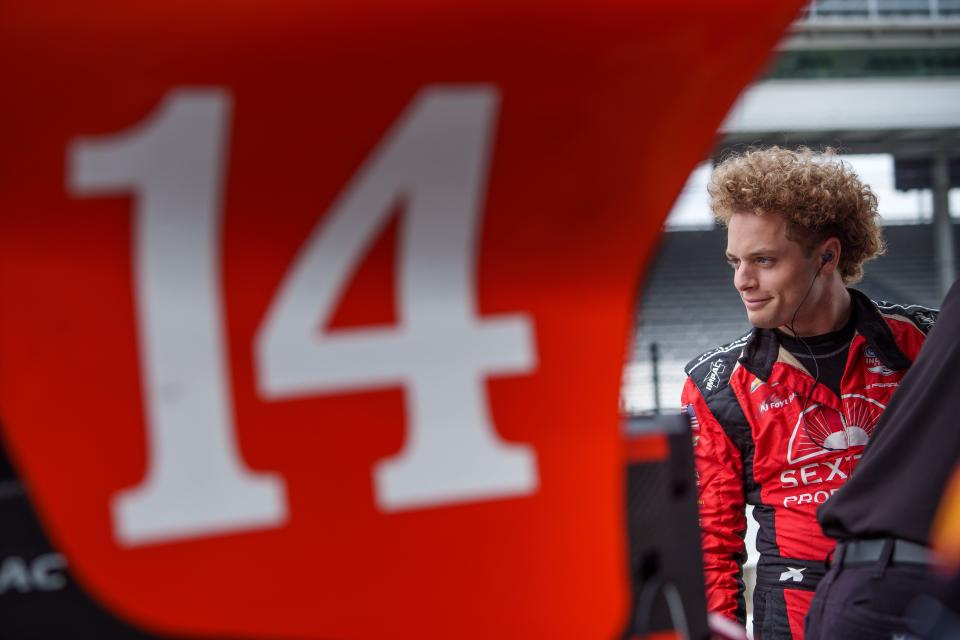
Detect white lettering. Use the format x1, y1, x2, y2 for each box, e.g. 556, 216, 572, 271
800, 463, 823, 485
0, 557, 30, 594
779, 454, 864, 490
865, 382, 898, 390
783, 488, 839, 508
823, 458, 847, 482
256, 86, 537, 511
705, 360, 726, 391
71, 91, 286, 546
780, 469, 798, 488
759, 391, 797, 415
0, 554, 66, 594
31, 553, 67, 591
70, 86, 539, 546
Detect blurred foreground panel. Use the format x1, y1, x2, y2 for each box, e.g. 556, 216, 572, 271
0, 1, 802, 637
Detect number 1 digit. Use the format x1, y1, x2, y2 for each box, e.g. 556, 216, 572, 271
69, 91, 286, 546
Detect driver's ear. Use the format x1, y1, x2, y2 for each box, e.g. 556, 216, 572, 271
819, 238, 840, 269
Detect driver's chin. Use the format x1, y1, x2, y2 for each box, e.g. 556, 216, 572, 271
745, 308, 780, 329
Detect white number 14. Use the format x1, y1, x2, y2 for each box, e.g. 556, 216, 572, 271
68, 86, 539, 547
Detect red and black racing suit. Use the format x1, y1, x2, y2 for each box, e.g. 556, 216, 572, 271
682, 290, 936, 639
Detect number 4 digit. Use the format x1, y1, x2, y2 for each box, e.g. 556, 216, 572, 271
256, 86, 539, 511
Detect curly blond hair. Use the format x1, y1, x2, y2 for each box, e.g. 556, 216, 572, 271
708, 146, 885, 284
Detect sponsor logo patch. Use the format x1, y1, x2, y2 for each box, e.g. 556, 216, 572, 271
759, 391, 797, 415
864, 348, 897, 376
779, 567, 806, 583
915, 311, 936, 329
704, 360, 726, 391
867, 364, 896, 376
786, 394, 884, 464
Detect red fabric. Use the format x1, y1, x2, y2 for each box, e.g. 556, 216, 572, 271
0, 1, 804, 637
682, 377, 746, 623
686, 307, 932, 636
784, 588, 814, 639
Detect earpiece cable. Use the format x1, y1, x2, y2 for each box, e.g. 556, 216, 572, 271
787, 257, 845, 452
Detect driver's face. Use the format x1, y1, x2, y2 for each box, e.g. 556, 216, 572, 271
725, 211, 820, 331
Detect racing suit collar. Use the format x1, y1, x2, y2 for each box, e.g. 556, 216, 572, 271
738, 288, 912, 381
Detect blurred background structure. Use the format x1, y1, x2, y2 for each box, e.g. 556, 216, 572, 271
622, 1, 960, 630
624, 0, 960, 415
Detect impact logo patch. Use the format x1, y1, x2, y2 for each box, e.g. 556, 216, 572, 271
704, 360, 726, 391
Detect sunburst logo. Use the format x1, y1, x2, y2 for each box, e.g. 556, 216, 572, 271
786, 394, 885, 464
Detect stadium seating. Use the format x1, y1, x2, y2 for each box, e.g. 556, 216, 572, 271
624, 222, 958, 412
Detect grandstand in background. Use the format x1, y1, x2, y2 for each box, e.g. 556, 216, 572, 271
625, 5, 959, 625
623, 223, 957, 413
624, 7, 960, 627
624, 0, 960, 415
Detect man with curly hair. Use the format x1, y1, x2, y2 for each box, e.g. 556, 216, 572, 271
681, 147, 938, 639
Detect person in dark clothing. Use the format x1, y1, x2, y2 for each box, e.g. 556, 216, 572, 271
805, 278, 960, 639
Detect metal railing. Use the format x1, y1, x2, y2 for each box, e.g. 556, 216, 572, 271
801, 0, 960, 20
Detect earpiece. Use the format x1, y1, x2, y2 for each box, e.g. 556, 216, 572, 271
821, 251, 834, 264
